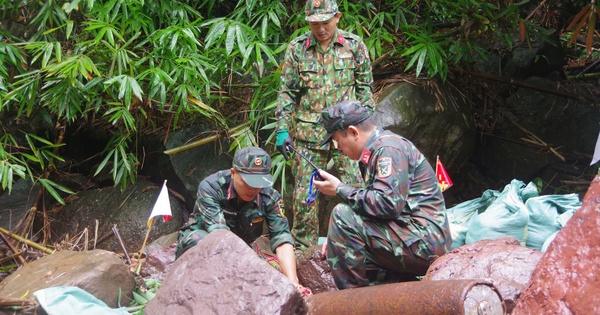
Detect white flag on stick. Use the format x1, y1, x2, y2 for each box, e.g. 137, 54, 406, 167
591, 131, 600, 166
148, 181, 172, 228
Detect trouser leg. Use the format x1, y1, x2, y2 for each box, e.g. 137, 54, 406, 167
291, 146, 328, 250
175, 229, 208, 259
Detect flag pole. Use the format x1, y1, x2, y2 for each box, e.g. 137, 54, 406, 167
135, 179, 168, 274
136, 216, 154, 274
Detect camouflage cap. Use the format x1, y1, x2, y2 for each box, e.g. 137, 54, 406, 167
305, 0, 339, 22
319, 100, 371, 146
233, 147, 274, 188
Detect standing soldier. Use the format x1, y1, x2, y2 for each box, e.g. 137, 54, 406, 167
275, 0, 375, 250
313, 100, 451, 289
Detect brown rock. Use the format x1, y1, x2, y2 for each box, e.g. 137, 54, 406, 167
145, 229, 308, 315
512, 175, 600, 315
296, 245, 338, 294
424, 237, 542, 313
0, 249, 135, 308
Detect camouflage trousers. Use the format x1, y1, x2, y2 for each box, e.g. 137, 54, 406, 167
175, 228, 208, 259
290, 145, 362, 250
326, 203, 449, 289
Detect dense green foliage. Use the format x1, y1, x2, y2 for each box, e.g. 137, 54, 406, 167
0, 0, 596, 201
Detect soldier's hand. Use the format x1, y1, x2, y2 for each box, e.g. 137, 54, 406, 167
312, 169, 340, 196
276, 130, 293, 160
321, 238, 328, 259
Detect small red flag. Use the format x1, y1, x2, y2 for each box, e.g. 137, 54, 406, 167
436, 156, 453, 192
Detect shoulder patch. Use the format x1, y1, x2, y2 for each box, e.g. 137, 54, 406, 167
275, 199, 286, 218
376, 157, 392, 178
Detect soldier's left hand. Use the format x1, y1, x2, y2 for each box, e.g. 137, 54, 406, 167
313, 169, 340, 196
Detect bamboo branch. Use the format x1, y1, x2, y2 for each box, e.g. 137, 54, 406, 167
163, 123, 249, 155
0, 232, 26, 265
0, 297, 38, 308
0, 227, 54, 255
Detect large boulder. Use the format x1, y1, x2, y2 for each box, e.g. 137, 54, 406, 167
160, 126, 233, 210
424, 237, 543, 313
476, 76, 598, 182
512, 175, 600, 314
0, 250, 135, 309
145, 229, 307, 315
51, 179, 184, 253
372, 80, 476, 172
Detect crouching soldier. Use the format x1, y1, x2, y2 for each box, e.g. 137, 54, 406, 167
176, 146, 310, 295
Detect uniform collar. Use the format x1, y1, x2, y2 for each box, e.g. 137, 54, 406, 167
359, 127, 383, 165
305, 28, 344, 50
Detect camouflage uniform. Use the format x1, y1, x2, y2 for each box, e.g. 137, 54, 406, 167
176, 149, 294, 258
320, 101, 451, 289
275, 1, 374, 249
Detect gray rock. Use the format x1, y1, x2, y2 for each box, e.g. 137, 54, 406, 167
372, 80, 476, 172
145, 229, 307, 315
51, 179, 184, 253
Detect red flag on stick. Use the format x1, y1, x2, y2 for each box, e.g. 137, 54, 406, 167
436, 156, 453, 192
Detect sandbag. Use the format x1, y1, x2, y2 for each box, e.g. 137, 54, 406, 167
465, 180, 538, 246
446, 189, 500, 249
33, 286, 129, 315
524, 193, 581, 250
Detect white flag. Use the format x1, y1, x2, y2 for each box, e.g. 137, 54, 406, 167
148, 181, 172, 228
592, 131, 600, 166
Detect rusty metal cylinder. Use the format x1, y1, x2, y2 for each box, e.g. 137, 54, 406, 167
306, 280, 505, 315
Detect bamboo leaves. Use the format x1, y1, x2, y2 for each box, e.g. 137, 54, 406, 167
566, 0, 599, 55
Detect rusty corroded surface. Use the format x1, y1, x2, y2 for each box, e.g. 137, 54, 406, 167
424, 237, 542, 313
296, 245, 338, 294
307, 280, 505, 315
512, 175, 600, 315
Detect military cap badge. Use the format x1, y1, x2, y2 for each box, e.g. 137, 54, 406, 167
254, 157, 262, 166
314, 0, 321, 8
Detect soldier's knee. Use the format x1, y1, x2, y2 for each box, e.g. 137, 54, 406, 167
331, 203, 353, 221
175, 230, 208, 259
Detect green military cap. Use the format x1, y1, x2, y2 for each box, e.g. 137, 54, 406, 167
305, 0, 339, 22
233, 147, 274, 188
319, 100, 371, 146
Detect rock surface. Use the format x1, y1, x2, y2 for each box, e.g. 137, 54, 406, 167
512, 175, 600, 314
424, 237, 542, 313
51, 179, 184, 253
296, 245, 337, 294
145, 229, 308, 315
0, 249, 135, 309
372, 81, 476, 172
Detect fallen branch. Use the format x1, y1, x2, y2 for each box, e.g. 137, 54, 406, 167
112, 225, 132, 265
0, 231, 26, 265
0, 297, 38, 308
506, 115, 566, 162
0, 227, 54, 255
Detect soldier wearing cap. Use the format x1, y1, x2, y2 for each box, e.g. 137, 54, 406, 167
313, 100, 451, 289
275, 0, 375, 250
176, 146, 309, 294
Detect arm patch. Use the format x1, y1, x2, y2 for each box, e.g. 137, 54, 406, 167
376, 157, 392, 178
